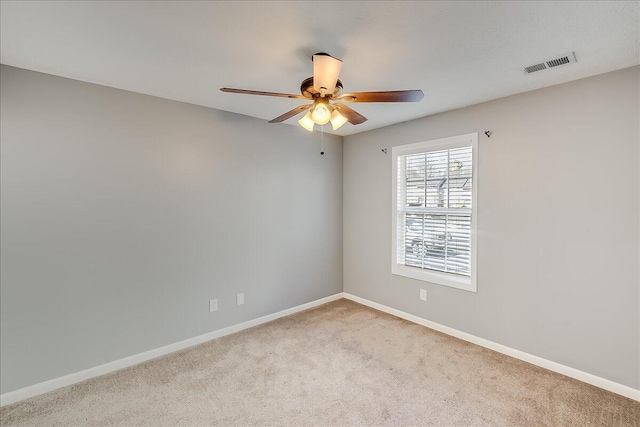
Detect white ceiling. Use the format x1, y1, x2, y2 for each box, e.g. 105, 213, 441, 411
1, 1, 638, 136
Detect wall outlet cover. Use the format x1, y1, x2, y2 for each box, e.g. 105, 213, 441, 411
209, 299, 218, 312
420, 289, 427, 301
237, 293, 245, 306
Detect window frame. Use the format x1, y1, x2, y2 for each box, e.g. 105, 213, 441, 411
391, 133, 478, 292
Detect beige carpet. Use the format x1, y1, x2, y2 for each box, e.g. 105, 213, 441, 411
1, 299, 638, 426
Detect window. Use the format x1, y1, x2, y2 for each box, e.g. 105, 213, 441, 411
392, 133, 477, 291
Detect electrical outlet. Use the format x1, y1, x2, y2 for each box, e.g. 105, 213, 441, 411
419, 289, 427, 301
209, 299, 218, 312
237, 293, 244, 306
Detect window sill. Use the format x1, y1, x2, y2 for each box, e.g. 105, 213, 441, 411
392, 264, 477, 292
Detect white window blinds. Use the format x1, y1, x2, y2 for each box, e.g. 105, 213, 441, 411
392, 133, 477, 291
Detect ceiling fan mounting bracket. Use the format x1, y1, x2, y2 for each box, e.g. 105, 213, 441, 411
311, 52, 332, 60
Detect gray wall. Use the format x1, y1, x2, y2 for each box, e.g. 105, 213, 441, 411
0, 65, 343, 394
344, 66, 639, 389
2, 63, 638, 396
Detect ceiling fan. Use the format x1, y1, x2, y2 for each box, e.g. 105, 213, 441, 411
220, 53, 424, 131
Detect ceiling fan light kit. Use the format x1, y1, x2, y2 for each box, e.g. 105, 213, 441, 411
299, 100, 349, 132
298, 112, 315, 132
330, 109, 349, 130
220, 52, 424, 132
310, 98, 331, 125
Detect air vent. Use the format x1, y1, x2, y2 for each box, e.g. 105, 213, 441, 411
524, 63, 547, 74
524, 52, 576, 74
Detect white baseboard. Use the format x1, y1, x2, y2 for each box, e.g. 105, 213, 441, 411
343, 293, 640, 402
0, 292, 344, 407
4, 292, 638, 407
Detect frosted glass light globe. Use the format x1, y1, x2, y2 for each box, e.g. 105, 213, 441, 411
311, 103, 331, 125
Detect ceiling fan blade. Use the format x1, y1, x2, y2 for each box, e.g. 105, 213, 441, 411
333, 103, 367, 125
268, 104, 313, 123
338, 90, 424, 103
220, 88, 306, 99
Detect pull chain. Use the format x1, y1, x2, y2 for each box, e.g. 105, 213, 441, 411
320, 125, 325, 155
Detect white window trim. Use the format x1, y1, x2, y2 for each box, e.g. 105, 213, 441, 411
391, 133, 478, 292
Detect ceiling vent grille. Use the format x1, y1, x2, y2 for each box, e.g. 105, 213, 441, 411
524, 63, 547, 73
524, 52, 576, 74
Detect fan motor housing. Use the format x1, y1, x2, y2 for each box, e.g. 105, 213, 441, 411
300, 77, 343, 99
